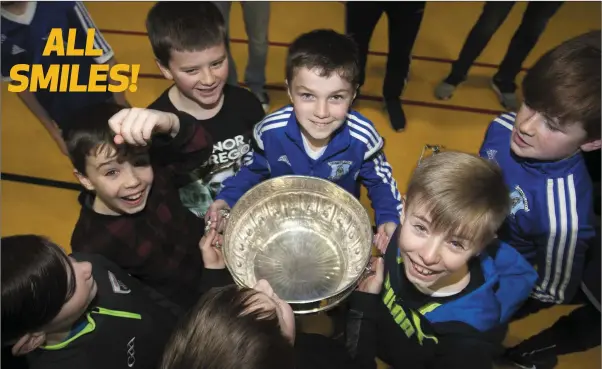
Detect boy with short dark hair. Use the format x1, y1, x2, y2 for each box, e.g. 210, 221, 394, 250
65, 102, 213, 309
478, 31, 601, 368
208, 29, 402, 248
145, 2, 266, 219
1, 1, 129, 155
347, 151, 537, 369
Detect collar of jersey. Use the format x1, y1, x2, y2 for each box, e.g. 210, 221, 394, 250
1, 2, 37, 25
513, 149, 583, 175
41, 307, 141, 350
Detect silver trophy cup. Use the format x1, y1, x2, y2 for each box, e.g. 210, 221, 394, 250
222, 176, 374, 314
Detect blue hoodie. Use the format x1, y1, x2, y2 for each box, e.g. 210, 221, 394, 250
346, 235, 537, 369
479, 112, 597, 304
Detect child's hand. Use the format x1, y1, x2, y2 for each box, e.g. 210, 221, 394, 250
199, 229, 225, 269
357, 256, 384, 295
108, 108, 180, 146
374, 222, 397, 253
205, 199, 231, 234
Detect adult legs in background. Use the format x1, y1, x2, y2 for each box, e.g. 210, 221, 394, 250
442, 2, 515, 86
213, 1, 270, 112
346, 1, 425, 132
492, 1, 563, 109
381, 1, 425, 132
434, 2, 514, 101
435, 1, 563, 111
345, 1, 384, 95
240, 1, 270, 110
213, 1, 238, 87
381, 2, 425, 100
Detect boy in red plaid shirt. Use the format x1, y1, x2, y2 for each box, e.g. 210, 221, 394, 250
64, 103, 215, 309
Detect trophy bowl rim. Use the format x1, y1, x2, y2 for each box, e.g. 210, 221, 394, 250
222, 175, 373, 305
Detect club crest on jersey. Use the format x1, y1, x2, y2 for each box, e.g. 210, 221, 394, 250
108, 271, 131, 294
509, 185, 530, 216
327, 161, 353, 181
486, 149, 498, 163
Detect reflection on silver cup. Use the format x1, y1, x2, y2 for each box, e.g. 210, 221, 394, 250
223, 176, 373, 314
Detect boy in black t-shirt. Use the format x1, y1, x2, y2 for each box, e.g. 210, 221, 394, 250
145, 2, 265, 218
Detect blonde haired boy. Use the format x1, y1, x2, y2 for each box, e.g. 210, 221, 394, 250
347, 151, 537, 369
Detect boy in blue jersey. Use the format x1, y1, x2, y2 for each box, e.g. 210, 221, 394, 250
1, 1, 129, 155
346, 151, 537, 369
479, 31, 600, 307
207, 29, 402, 248
479, 31, 601, 368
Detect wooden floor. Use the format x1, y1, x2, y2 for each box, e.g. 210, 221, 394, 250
1, 2, 600, 368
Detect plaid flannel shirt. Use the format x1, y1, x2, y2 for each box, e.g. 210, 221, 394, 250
71, 113, 213, 309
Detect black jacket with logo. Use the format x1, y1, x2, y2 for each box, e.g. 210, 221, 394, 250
26, 252, 232, 369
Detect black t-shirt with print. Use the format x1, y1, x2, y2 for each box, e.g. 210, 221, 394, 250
148, 84, 265, 217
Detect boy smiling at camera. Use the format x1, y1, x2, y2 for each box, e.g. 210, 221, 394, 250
146, 2, 266, 219
208, 29, 402, 249
65, 103, 214, 310
347, 152, 537, 369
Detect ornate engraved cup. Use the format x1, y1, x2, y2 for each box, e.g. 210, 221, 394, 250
223, 176, 373, 314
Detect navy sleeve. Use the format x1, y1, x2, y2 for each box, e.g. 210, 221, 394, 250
1, 27, 29, 81
67, 2, 114, 63
360, 150, 403, 226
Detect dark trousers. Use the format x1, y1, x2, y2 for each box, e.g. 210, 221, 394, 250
446, 1, 563, 91
345, 1, 425, 99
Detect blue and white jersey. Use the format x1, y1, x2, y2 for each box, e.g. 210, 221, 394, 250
217, 105, 403, 226
1, 2, 114, 126
479, 112, 597, 304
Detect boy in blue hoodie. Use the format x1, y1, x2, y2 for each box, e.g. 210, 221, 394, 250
347, 151, 537, 369
207, 29, 402, 249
